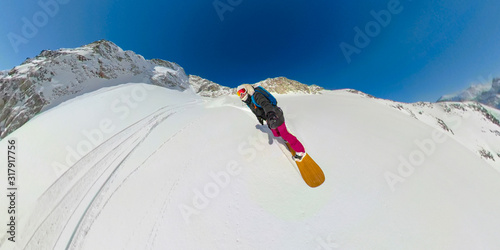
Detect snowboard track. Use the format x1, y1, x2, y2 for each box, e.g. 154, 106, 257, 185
19, 102, 200, 250
70, 113, 201, 249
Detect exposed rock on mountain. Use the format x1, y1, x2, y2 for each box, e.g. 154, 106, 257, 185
0, 40, 188, 138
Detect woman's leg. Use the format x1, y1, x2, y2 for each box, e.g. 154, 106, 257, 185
277, 123, 305, 153
271, 127, 280, 137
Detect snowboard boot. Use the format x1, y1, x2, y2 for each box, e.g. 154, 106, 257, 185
293, 152, 306, 162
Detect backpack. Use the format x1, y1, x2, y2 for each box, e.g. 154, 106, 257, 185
251, 86, 277, 108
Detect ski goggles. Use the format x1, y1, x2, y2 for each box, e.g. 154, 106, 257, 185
237, 88, 247, 98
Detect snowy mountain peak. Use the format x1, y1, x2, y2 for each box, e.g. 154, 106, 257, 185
493, 77, 500, 91
188, 75, 324, 98
0, 40, 189, 138
438, 77, 500, 109
188, 75, 234, 97
254, 76, 324, 94
83, 39, 124, 55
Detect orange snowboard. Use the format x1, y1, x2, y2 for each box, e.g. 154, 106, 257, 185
286, 143, 325, 188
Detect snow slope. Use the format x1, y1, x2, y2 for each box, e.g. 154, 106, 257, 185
373, 98, 500, 172
1, 85, 500, 249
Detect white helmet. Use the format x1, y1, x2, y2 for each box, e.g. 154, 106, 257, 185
237, 84, 255, 101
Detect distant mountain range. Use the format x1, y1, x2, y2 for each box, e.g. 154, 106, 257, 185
189, 75, 324, 98
1, 40, 500, 139
438, 78, 500, 109
0, 40, 323, 138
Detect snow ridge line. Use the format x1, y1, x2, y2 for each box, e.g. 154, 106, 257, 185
18, 102, 197, 250
31, 102, 188, 202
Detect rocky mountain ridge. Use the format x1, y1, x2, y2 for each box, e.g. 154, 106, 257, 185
189, 75, 324, 98
438, 77, 500, 109
0, 40, 189, 138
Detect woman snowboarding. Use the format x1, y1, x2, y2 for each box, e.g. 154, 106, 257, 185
237, 84, 306, 161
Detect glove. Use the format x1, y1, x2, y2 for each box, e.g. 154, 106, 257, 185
257, 117, 264, 125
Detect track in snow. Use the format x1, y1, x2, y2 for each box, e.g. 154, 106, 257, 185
18, 102, 199, 250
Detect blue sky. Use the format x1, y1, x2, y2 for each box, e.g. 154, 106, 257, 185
1, 0, 500, 102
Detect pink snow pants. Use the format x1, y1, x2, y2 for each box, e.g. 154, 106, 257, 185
271, 122, 305, 153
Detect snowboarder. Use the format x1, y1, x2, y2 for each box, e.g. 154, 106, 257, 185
237, 84, 306, 161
